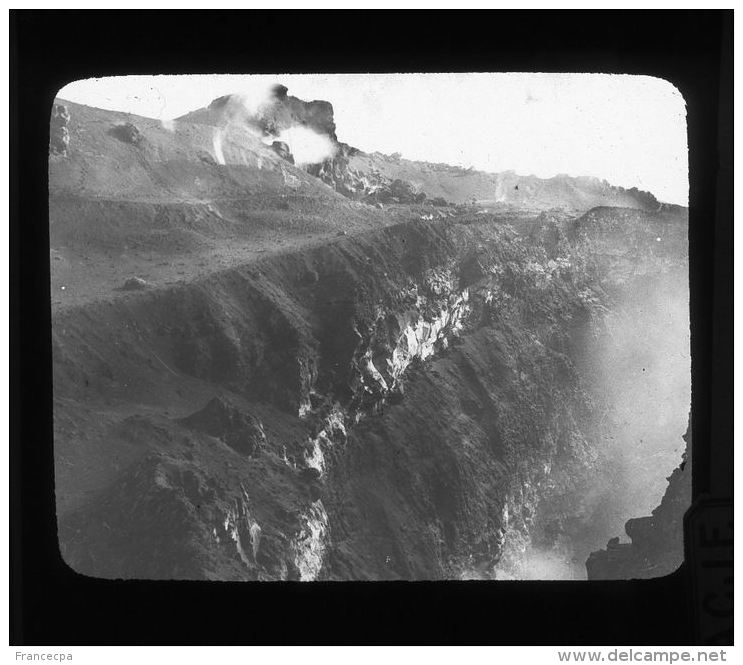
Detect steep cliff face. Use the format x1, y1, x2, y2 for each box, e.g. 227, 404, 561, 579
53, 205, 688, 580
54, 220, 567, 579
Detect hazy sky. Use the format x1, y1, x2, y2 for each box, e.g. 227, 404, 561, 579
59, 73, 688, 205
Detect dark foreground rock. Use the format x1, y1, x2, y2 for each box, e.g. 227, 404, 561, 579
109, 122, 143, 145
122, 276, 148, 290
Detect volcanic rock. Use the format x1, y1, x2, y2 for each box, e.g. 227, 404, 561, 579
109, 122, 143, 145
179, 396, 267, 458
122, 276, 148, 291
271, 140, 294, 164
50, 93, 690, 583
50, 104, 70, 156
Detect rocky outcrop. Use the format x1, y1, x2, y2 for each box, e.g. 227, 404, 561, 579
271, 140, 294, 164
180, 396, 267, 458
108, 122, 142, 145
122, 276, 148, 291
198, 86, 337, 142
256, 83, 337, 140
586, 420, 691, 579
50, 103, 70, 156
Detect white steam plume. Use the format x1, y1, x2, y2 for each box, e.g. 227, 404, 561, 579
273, 126, 337, 165
232, 88, 273, 118
208, 85, 275, 166
212, 129, 225, 165
208, 85, 337, 168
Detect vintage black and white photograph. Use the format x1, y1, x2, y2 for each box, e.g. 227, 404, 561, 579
47, 72, 693, 582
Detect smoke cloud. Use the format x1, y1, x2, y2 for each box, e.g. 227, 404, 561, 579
209, 86, 338, 168
591, 269, 691, 523
272, 127, 337, 165
492, 260, 690, 580
232, 88, 274, 118
550, 266, 691, 578
208, 86, 273, 166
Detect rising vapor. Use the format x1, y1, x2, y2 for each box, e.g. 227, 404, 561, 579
212, 128, 225, 165
272, 127, 337, 165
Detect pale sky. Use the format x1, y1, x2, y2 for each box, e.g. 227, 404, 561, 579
59, 73, 688, 205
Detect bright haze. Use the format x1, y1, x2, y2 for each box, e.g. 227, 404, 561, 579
59, 73, 689, 205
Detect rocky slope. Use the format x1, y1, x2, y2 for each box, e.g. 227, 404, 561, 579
347, 155, 668, 212
49, 97, 396, 312
176, 85, 668, 212
50, 92, 690, 581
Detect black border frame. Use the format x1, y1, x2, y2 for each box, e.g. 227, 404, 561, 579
10, 9, 733, 645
